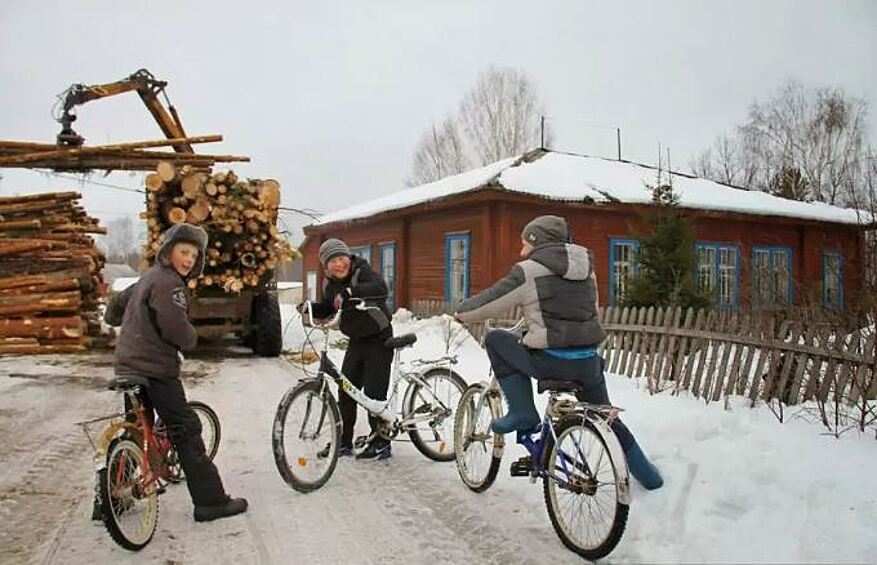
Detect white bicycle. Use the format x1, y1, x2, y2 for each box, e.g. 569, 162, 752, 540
273, 299, 467, 492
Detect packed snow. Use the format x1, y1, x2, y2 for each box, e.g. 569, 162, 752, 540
315, 151, 870, 227
0, 309, 874, 564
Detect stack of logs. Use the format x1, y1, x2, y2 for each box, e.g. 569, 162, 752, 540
0, 191, 106, 355
143, 162, 298, 292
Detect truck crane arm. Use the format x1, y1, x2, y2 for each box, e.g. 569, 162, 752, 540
54, 68, 193, 153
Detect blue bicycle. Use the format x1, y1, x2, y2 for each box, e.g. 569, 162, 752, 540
453, 327, 631, 560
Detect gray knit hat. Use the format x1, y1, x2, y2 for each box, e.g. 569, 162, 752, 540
319, 238, 351, 267
521, 215, 569, 246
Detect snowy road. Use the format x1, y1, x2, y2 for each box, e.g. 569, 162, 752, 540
0, 349, 583, 565
1, 311, 875, 564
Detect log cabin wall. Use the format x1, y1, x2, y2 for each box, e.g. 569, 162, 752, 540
303, 192, 865, 311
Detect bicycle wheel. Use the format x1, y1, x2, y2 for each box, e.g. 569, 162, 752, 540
403, 367, 467, 461
273, 379, 342, 492
161, 401, 222, 483
542, 416, 629, 560
453, 383, 504, 492
189, 401, 221, 460
99, 436, 158, 551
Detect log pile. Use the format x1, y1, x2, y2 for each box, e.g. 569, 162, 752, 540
0, 191, 106, 355
142, 162, 298, 292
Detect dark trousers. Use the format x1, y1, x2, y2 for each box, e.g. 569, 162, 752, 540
484, 329, 635, 451
339, 336, 394, 447
143, 378, 227, 507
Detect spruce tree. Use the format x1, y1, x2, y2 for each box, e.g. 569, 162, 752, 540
622, 183, 712, 310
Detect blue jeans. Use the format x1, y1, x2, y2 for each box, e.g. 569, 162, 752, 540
484, 329, 635, 451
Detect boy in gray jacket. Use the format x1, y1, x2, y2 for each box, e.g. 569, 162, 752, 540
455, 215, 663, 490
104, 223, 248, 521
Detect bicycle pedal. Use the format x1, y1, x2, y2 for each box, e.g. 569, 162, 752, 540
354, 435, 370, 449
509, 456, 533, 477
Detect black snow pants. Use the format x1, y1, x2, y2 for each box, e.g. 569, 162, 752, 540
142, 378, 228, 507
339, 334, 394, 448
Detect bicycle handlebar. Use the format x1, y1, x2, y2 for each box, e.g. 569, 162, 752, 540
301, 297, 383, 330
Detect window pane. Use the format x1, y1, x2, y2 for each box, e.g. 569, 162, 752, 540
447, 236, 469, 304
612, 242, 637, 304
698, 247, 716, 293
718, 247, 736, 306
753, 249, 771, 304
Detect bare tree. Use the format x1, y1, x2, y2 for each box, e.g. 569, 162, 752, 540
691, 133, 760, 188
692, 80, 868, 204
459, 66, 546, 165
99, 215, 141, 266
408, 66, 549, 185
406, 117, 470, 186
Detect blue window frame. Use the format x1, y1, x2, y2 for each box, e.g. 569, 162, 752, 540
348, 245, 372, 264
823, 251, 843, 309
608, 238, 640, 306
444, 233, 470, 305
377, 242, 396, 311
752, 246, 793, 308
696, 242, 740, 309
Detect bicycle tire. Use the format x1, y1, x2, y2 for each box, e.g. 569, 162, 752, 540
99, 436, 158, 551
403, 367, 467, 462
273, 379, 342, 492
161, 400, 221, 483
189, 401, 221, 460
542, 416, 629, 560
453, 383, 504, 492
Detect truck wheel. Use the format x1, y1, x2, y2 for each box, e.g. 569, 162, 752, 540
253, 292, 282, 357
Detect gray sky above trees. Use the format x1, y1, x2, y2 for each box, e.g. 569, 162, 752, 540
1, 0, 875, 243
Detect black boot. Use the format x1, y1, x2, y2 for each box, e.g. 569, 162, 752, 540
193, 496, 248, 523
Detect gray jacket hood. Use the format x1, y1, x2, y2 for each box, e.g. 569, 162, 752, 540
527, 243, 592, 281
156, 223, 208, 279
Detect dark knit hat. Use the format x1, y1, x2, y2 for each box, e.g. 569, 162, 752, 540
521, 215, 569, 246
319, 238, 351, 267
157, 223, 208, 278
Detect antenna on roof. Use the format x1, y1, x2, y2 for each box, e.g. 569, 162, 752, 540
540, 115, 546, 150
616, 128, 622, 161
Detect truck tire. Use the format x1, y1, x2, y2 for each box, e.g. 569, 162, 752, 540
253, 292, 282, 357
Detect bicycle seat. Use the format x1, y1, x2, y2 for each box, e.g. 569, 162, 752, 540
107, 375, 150, 391
384, 333, 417, 349
537, 379, 585, 395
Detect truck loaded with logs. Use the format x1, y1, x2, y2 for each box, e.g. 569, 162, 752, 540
142, 162, 296, 356
0, 69, 298, 357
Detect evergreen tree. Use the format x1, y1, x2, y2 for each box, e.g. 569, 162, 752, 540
622, 183, 712, 310
769, 166, 809, 201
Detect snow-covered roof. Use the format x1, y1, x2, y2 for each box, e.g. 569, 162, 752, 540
315, 151, 870, 227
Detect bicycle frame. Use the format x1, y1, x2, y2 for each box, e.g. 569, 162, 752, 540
78, 388, 171, 489
301, 301, 456, 433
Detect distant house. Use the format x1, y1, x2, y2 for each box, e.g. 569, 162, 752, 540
301, 150, 870, 312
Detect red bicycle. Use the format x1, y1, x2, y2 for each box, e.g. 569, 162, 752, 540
78, 375, 220, 551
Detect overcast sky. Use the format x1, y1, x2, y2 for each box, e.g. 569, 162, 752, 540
1, 0, 875, 243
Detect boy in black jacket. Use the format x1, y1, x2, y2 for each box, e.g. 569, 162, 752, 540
104, 223, 248, 521
300, 238, 394, 460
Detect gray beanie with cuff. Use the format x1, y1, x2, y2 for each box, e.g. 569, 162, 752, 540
319, 238, 351, 267
521, 215, 569, 246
